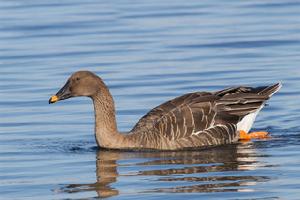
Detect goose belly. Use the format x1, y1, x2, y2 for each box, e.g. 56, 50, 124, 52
236, 107, 263, 133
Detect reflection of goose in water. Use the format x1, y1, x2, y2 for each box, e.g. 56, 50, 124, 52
60, 152, 119, 198
60, 143, 271, 198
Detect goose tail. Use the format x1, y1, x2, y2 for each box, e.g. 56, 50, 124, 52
258, 82, 282, 97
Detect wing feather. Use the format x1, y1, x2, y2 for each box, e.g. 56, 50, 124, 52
131, 92, 217, 141
173, 123, 238, 148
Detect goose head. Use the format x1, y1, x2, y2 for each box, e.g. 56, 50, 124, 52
49, 71, 103, 104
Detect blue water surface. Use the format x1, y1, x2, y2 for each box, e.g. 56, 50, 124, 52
0, 0, 300, 199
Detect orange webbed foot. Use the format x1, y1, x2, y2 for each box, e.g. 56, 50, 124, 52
239, 130, 270, 141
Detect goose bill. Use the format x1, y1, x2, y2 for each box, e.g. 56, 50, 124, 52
49, 80, 72, 104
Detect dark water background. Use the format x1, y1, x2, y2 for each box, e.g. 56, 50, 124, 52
1, 0, 300, 199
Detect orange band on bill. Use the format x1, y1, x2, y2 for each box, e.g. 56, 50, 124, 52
49, 95, 59, 103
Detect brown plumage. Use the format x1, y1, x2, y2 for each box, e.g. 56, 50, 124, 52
49, 71, 281, 150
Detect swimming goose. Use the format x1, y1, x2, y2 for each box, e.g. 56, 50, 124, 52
49, 71, 281, 150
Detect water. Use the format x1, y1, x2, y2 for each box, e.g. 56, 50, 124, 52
1, 0, 300, 199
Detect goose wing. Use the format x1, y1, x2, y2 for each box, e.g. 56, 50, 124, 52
131, 83, 280, 149
131, 92, 234, 142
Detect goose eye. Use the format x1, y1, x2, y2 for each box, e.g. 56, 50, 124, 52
76, 77, 80, 81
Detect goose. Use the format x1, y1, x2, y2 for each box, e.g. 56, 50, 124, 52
49, 71, 281, 150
